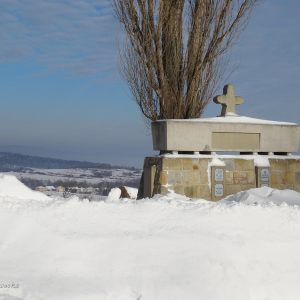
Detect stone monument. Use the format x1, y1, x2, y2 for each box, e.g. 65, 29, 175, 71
138, 85, 300, 201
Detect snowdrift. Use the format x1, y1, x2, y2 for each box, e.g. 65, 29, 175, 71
222, 185, 300, 205
1, 175, 300, 300
0, 174, 50, 201
107, 186, 138, 201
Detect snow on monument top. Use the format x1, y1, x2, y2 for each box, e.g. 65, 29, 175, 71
156, 114, 298, 126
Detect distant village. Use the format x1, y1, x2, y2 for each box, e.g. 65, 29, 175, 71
0, 153, 142, 196
35, 185, 100, 194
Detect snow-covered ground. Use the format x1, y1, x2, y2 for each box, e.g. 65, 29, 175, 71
4, 167, 142, 184
1, 174, 300, 300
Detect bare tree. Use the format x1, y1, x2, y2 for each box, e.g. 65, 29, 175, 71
111, 0, 261, 126
62, 170, 77, 198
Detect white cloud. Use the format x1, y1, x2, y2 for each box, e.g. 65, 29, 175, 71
0, 0, 119, 79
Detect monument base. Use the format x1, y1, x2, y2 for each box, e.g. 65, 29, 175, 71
138, 154, 300, 201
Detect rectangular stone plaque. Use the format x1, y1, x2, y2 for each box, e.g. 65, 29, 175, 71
261, 169, 269, 182
214, 184, 223, 197
212, 132, 260, 150
211, 166, 226, 201
215, 169, 224, 182
255, 166, 271, 188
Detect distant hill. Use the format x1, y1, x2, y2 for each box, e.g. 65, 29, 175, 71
0, 152, 135, 170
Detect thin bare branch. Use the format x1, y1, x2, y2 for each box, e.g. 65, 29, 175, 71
111, 0, 262, 127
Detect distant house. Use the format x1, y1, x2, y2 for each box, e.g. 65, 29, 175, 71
86, 187, 96, 194
36, 186, 46, 192
69, 187, 78, 193
56, 186, 65, 192
77, 187, 87, 193
46, 186, 55, 191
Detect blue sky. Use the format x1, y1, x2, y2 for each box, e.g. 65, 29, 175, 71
0, 0, 299, 168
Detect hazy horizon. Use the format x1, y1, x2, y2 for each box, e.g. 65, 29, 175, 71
0, 0, 299, 168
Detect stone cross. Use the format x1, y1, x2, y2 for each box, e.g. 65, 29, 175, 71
213, 84, 244, 117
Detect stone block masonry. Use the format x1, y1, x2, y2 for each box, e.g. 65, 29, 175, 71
137, 155, 300, 201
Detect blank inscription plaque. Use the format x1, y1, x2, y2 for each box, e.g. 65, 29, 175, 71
212, 132, 260, 150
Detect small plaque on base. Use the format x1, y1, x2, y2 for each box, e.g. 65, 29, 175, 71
214, 184, 224, 197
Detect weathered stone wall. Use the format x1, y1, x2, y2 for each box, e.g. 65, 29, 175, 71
138, 155, 300, 201
270, 159, 300, 192
223, 158, 256, 196
155, 157, 211, 200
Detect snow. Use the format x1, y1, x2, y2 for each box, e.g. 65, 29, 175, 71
107, 187, 121, 201
0, 174, 50, 201
107, 186, 138, 201
208, 156, 226, 167
253, 154, 271, 166
1, 175, 300, 299
161, 153, 300, 164
157, 115, 298, 125
125, 186, 138, 199
222, 186, 300, 206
